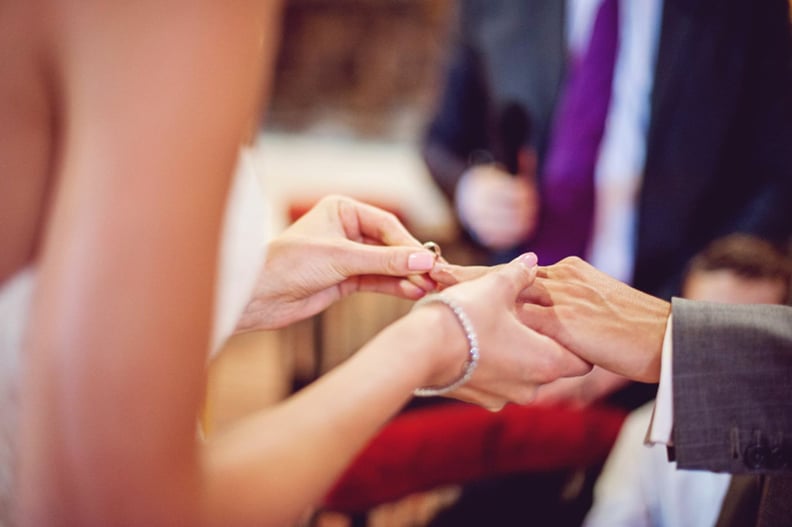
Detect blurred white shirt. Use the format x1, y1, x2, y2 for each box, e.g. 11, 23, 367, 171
585, 402, 731, 527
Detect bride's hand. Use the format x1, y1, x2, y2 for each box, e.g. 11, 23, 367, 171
412, 254, 592, 410
236, 195, 438, 332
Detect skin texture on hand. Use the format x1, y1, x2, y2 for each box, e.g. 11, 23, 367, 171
519, 257, 671, 383
533, 367, 630, 407
235, 195, 439, 332
455, 164, 539, 251
415, 253, 591, 410
431, 256, 671, 384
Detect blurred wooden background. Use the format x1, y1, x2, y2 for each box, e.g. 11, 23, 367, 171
268, 0, 455, 139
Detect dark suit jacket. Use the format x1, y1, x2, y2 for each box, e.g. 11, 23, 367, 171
423, 0, 792, 299
672, 298, 792, 526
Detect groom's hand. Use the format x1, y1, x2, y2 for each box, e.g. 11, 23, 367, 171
519, 257, 670, 383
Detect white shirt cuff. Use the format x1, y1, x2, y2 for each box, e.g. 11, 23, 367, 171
646, 314, 674, 446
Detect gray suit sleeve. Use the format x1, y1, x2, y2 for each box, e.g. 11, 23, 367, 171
671, 298, 792, 474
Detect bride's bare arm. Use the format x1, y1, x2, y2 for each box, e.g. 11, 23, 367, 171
20, 2, 278, 525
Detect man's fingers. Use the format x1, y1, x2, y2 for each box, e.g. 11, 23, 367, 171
516, 302, 553, 332
429, 263, 492, 287
517, 276, 554, 306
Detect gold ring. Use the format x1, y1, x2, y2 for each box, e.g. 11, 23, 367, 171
422, 241, 442, 259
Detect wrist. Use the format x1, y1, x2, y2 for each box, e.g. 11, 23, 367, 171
399, 300, 472, 391
410, 294, 479, 396
635, 298, 672, 382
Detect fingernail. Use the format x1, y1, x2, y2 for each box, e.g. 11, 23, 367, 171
517, 252, 538, 267
408, 251, 435, 271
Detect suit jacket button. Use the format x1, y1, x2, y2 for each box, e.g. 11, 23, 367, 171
744, 444, 772, 470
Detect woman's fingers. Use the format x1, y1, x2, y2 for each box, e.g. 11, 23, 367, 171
434, 254, 593, 409
482, 253, 539, 303
332, 242, 438, 278
341, 275, 429, 300
337, 196, 423, 247
450, 325, 590, 408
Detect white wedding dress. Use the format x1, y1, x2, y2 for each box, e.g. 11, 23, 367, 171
0, 148, 270, 525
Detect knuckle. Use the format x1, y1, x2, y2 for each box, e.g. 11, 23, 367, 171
382, 209, 400, 226
564, 354, 592, 377
319, 194, 343, 206
530, 355, 556, 385
488, 271, 514, 291
386, 251, 404, 274
557, 255, 584, 272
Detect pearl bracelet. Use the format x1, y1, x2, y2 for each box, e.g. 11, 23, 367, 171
411, 293, 480, 397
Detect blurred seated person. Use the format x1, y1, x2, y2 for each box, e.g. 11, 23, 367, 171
422, 0, 792, 297
583, 234, 792, 527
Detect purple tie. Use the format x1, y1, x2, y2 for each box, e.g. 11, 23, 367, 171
528, 0, 619, 264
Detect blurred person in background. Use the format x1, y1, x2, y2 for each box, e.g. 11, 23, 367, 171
584, 234, 792, 527
424, 0, 792, 296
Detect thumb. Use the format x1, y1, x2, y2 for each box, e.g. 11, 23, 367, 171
335, 242, 437, 278
488, 252, 539, 301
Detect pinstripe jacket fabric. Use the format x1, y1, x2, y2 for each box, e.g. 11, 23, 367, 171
672, 298, 792, 526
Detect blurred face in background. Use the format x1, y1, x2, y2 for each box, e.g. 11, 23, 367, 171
682, 269, 789, 305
